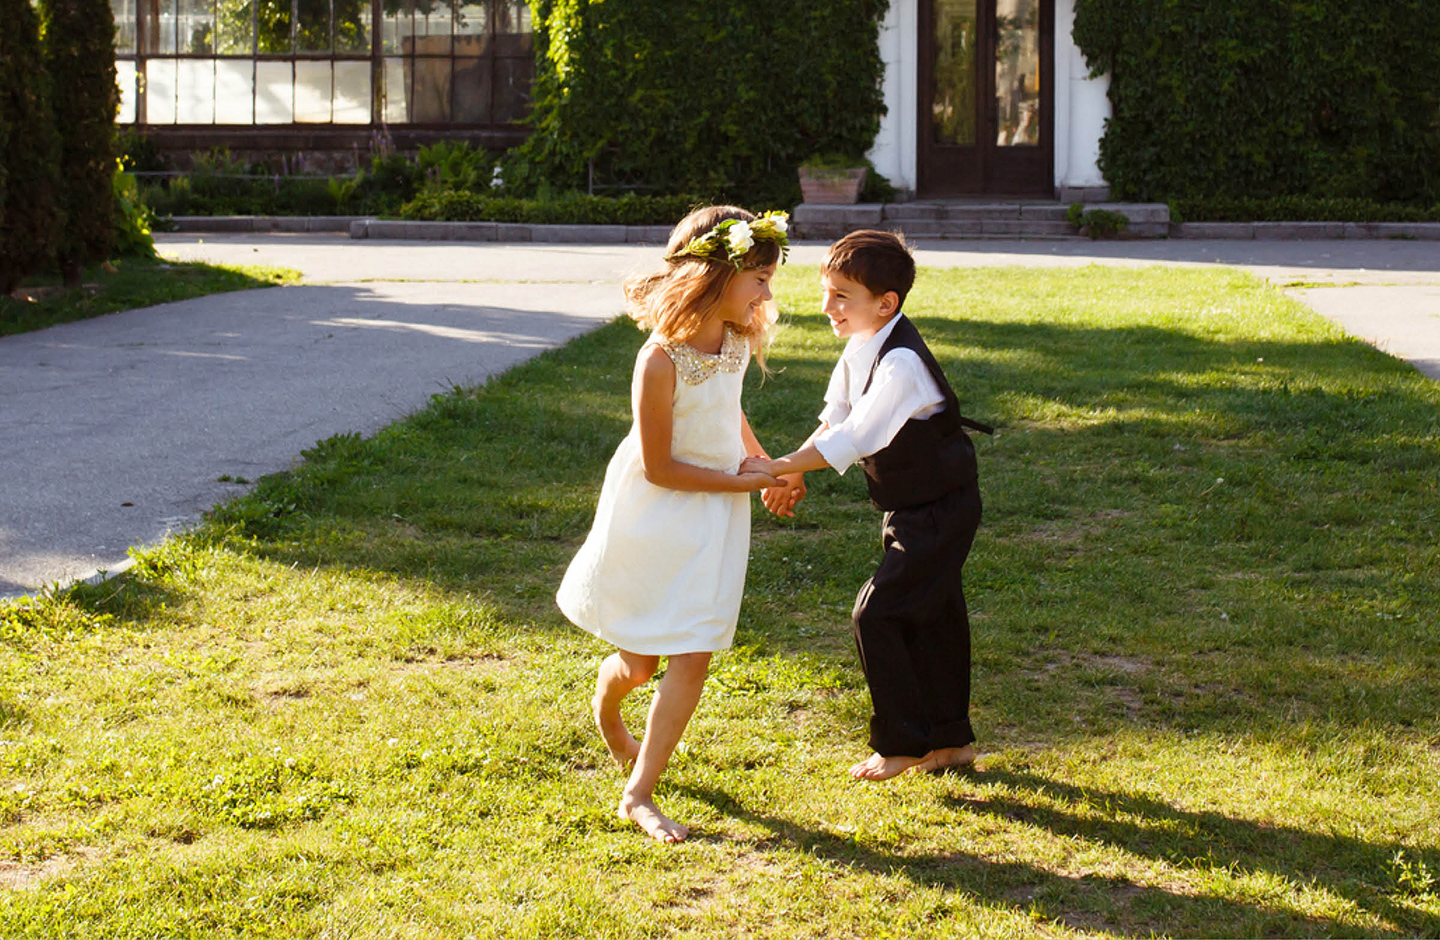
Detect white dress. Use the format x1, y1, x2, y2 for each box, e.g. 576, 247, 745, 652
556, 328, 751, 655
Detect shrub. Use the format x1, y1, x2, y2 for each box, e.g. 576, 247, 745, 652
112, 163, 157, 258
416, 140, 498, 195
1170, 196, 1440, 224
0, 0, 62, 297
39, 0, 120, 285
515, 0, 889, 205
398, 191, 701, 226
1073, 0, 1440, 203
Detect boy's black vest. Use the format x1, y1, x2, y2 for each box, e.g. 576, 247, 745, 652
859, 315, 992, 512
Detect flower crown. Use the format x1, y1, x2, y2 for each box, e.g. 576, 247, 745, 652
665, 210, 790, 269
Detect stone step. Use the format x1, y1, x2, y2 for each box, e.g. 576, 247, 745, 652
795, 201, 1172, 240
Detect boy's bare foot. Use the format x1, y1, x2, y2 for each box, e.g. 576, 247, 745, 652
848, 752, 923, 781
592, 694, 641, 766
618, 795, 689, 843
909, 743, 977, 775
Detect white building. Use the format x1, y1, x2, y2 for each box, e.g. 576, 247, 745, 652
868, 0, 1111, 201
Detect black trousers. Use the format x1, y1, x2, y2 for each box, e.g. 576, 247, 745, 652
851, 481, 981, 757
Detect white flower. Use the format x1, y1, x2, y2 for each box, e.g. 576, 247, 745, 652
770, 215, 789, 235
726, 221, 755, 255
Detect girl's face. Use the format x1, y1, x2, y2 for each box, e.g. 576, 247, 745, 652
715, 262, 777, 327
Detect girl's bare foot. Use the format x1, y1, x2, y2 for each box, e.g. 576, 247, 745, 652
618, 794, 689, 843
848, 752, 923, 781
909, 743, 977, 775
592, 694, 641, 766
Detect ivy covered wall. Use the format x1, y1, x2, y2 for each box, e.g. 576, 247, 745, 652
511, 0, 890, 203
1073, 0, 1440, 203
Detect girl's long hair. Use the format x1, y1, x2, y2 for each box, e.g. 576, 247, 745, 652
623, 205, 781, 370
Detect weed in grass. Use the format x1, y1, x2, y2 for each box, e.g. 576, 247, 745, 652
1, 265, 1438, 936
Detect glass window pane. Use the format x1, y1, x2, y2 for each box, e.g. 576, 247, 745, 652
452, 57, 488, 122
255, 60, 294, 122
146, 58, 178, 123
335, 0, 370, 52
148, 0, 178, 54
382, 0, 412, 54
333, 60, 371, 122
178, 0, 214, 53
116, 60, 138, 123
932, 0, 977, 146
454, 1, 486, 54
177, 58, 216, 122
413, 0, 452, 55
995, 0, 1040, 146
216, 59, 256, 122
294, 59, 333, 121
112, 0, 137, 53
297, 0, 332, 52
500, 1, 529, 34
216, 0, 254, 54
412, 57, 450, 121
382, 56, 409, 121
493, 54, 531, 124
256, 0, 294, 54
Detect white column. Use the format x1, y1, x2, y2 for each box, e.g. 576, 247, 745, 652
868, 0, 918, 196
1054, 0, 1110, 191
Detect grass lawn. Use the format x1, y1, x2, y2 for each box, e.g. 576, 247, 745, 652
2, 264, 1437, 937
1, 257, 302, 337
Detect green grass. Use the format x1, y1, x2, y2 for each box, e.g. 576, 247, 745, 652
1, 258, 302, 337
2, 264, 1438, 937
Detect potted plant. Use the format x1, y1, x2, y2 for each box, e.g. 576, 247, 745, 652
798, 153, 868, 205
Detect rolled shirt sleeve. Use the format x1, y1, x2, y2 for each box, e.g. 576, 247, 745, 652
814, 349, 944, 475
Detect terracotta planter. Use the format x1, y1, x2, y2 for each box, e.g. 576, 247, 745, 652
799, 166, 867, 205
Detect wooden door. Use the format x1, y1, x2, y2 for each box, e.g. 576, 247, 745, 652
918, 0, 1053, 196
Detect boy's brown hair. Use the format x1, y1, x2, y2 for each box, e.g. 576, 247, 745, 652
821, 229, 916, 307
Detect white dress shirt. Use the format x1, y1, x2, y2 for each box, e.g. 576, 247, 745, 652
813, 315, 945, 474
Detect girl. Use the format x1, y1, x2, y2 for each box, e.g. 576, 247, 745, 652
556, 205, 790, 843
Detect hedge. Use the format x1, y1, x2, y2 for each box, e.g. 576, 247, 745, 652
0, 0, 62, 297
399, 191, 702, 226
1170, 196, 1440, 224
511, 0, 889, 206
1073, 0, 1440, 204
40, 0, 120, 285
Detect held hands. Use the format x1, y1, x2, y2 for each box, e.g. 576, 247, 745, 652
736, 456, 784, 491
741, 457, 807, 518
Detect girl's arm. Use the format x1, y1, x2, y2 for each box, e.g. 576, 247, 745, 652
635, 345, 780, 493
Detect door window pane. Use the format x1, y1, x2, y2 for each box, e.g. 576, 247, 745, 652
493, 54, 531, 123
255, 60, 294, 122
412, 0, 452, 55
146, 58, 178, 123
256, 0, 294, 54
148, 0, 179, 54
294, 60, 333, 121
452, 56, 488, 122
335, 0, 370, 52
112, 0, 137, 53
995, 0, 1040, 146
116, 60, 138, 122
932, 0, 977, 146
382, 56, 409, 121
411, 58, 451, 121
178, 58, 216, 122
177, 0, 214, 53
216, 60, 256, 122
216, 1, 254, 54
333, 60, 371, 122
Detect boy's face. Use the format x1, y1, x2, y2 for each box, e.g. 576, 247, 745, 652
820, 270, 899, 342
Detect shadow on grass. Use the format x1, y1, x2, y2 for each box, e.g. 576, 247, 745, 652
683, 778, 1436, 938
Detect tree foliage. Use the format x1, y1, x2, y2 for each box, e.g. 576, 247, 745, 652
40, 0, 121, 284
1073, 0, 1440, 203
0, 0, 62, 297
511, 0, 890, 205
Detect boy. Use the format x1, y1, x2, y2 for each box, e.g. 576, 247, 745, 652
741, 230, 991, 780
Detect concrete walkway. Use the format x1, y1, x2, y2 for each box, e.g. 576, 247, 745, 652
2, 234, 1436, 599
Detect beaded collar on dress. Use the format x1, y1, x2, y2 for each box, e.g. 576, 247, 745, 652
656, 327, 749, 385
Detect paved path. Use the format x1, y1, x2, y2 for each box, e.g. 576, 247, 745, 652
2, 234, 1436, 599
